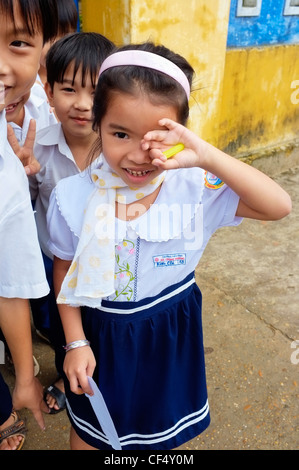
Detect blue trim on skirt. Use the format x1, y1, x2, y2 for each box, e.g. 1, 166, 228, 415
64, 272, 210, 450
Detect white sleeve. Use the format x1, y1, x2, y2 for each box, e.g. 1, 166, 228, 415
202, 184, 243, 235
47, 188, 77, 261
0, 184, 49, 299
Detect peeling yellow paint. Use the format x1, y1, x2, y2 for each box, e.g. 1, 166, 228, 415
219, 45, 299, 155
81, 0, 131, 45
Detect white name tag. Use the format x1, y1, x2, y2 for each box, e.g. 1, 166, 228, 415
153, 253, 186, 267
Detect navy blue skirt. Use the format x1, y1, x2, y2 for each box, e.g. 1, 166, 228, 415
64, 272, 210, 450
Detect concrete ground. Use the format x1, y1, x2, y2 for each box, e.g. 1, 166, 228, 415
1, 165, 298, 451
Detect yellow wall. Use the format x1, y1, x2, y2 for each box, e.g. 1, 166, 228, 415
81, 0, 131, 45
81, 0, 299, 159
219, 45, 299, 156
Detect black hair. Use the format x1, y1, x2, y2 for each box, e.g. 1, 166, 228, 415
93, 42, 194, 133
46, 32, 115, 90
0, 0, 58, 44
56, 0, 78, 36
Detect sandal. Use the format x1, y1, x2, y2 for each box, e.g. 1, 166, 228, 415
0, 411, 27, 450
44, 382, 66, 414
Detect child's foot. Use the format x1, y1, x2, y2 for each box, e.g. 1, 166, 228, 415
0, 411, 27, 450
44, 377, 66, 414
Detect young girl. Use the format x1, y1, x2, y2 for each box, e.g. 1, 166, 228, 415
0, 0, 58, 450
47, 42, 292, 450
29, 31, 114, 413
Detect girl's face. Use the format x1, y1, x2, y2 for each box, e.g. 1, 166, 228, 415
0, 3, 43, 113
100, 91, 179, 188
45, 62, 96, 142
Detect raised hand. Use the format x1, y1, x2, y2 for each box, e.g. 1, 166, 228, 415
141, 118, 207, 170
7, 119, 40, 175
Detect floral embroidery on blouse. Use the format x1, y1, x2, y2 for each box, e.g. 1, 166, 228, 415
112, 239, 135, 301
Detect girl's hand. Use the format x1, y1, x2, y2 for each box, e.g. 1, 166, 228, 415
63, 346, 96, 396
7, 119, 41, 175
141, 118, 208, 170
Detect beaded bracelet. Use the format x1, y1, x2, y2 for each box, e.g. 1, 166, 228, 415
64, 339, 90, 352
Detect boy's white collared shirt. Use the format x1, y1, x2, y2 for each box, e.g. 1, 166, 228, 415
29, 122, 102, 259
0, 111, 49, 298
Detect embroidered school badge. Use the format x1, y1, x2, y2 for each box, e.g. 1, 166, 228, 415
204, 171, 224, 189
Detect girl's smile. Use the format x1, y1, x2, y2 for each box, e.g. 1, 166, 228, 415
122, 167, 155, 188
100, 91, 179, 188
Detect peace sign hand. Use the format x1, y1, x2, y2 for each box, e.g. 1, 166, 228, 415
7, 119, 40, 176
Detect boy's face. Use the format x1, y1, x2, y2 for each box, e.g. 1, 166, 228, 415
0, 3, 43, 113
45, 62, 96, 142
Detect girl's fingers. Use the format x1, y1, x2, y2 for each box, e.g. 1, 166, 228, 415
158, 118, 178, 130
70, 374, 93, 396
142, 130, 169, 144
69, 374, 86, 395
143, 119, 185, 149
79, 375, 94, 396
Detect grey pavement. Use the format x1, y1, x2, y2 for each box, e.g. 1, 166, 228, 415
1, 165, 298, 451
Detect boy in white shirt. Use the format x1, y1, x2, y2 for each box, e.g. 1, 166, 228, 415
0, 0, 58, 451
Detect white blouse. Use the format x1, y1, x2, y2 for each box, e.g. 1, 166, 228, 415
47, 166, 242, 302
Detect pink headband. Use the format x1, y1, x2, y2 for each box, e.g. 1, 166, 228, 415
98, 50, 191, 99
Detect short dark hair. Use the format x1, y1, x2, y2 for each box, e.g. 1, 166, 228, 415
0, 0, 58, 44
56, 0, 78, 36
46, 32, 115, 90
